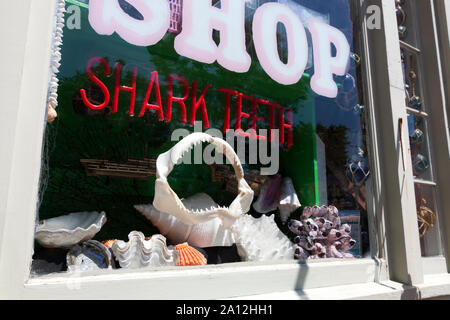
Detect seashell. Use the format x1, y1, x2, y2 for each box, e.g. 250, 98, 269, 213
277, 177, 301, 223
310, 205, 322, 217
303, 218, 319, 233
302, 206, 312, 219
47, 105, 57, 123
135, 193, 235, 248
288, 219, 304, 235
153, 133, 254, 228
294, 245, 309, 260
111, 232, 178, 269
35, 211, 107, 249
102, 239, 117, 249
252, 175, 282, 214
327, 244, 344, 258
294, 235, 314, 251
231, 214, 294, 262
174, 243, 207, 266
67, 240, 112, 273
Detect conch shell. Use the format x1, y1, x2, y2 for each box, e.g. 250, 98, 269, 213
278, 177, 301, 223
153, 133, 254, 228
135, 193, 235, 248
231, 214, 295, 262
111, 232, 178, 269
174, 243, 207, 266
252, 175, 282, 214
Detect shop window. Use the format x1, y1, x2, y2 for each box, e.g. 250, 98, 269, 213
32, 0, 374, 277
397, 0, 444, 257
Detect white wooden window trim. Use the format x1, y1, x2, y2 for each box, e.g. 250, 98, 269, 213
0, 0, 447, 300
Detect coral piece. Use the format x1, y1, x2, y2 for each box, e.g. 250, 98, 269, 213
135, 193, 235, 248
153, 133, 254, 228
288, 205, 357, 260
111, 232, 178, 269
174, 243, 207, 266
252, 175, 282, 214
278, 177, 301, 223
67, 240, 112, 273
231, 214, 294, 262
35, 211, 107, 249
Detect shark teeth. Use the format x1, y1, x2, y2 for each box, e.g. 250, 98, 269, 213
153, 133, 254, 228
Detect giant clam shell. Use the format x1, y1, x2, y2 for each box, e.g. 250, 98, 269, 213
231, 214, 295, 262
135, 193, 235, 248
111, 231, 178, 269
35, 211, 107, 248
66, 240, 112, 273
278, 177, 301, 223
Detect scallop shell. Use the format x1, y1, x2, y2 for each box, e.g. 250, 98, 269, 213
231, 214, 295, 262
174, 243, 207, 266
66, 240, 112, 273
278, 177, 301, 223
252, 175, 282, 214
111, 232, 178, 269
135, 193, 235, 248
35, 211, 107, 248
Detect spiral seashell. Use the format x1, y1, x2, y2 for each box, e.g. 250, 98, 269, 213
47, 105, 57, 123
135, 193, 235, 248
174, 243, 207, 266
277, 177, 301, 223
252, 175, 282, 214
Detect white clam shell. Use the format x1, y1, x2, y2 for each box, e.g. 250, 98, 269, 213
231, 214, 295, 262
35, 211, 107, 249
111, 232, 178, 269
135, 193, 235, 248
278, 177, 301, 223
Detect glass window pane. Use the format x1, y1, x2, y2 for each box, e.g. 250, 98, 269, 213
32, 0, 373, 276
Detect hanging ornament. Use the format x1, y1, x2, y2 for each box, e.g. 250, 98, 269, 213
396, 0, 407, 40
410, 128, 424, 146
413, 154, 429, 174
345, 160, 370, 187
408, 67, 422, 110
336, 73, 359, 111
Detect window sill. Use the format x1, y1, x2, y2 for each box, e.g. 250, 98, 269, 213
21, 258, 386, 300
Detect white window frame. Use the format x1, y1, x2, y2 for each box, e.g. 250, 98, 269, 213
0, 0, 449, 300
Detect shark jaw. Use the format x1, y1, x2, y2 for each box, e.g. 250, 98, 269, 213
153, 132, 254, 228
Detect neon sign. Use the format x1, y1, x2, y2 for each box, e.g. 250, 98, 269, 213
88, 0, 350, 98
80, 57, 294, 148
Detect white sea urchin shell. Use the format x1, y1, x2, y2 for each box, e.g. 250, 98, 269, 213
231, 214, 295, 262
